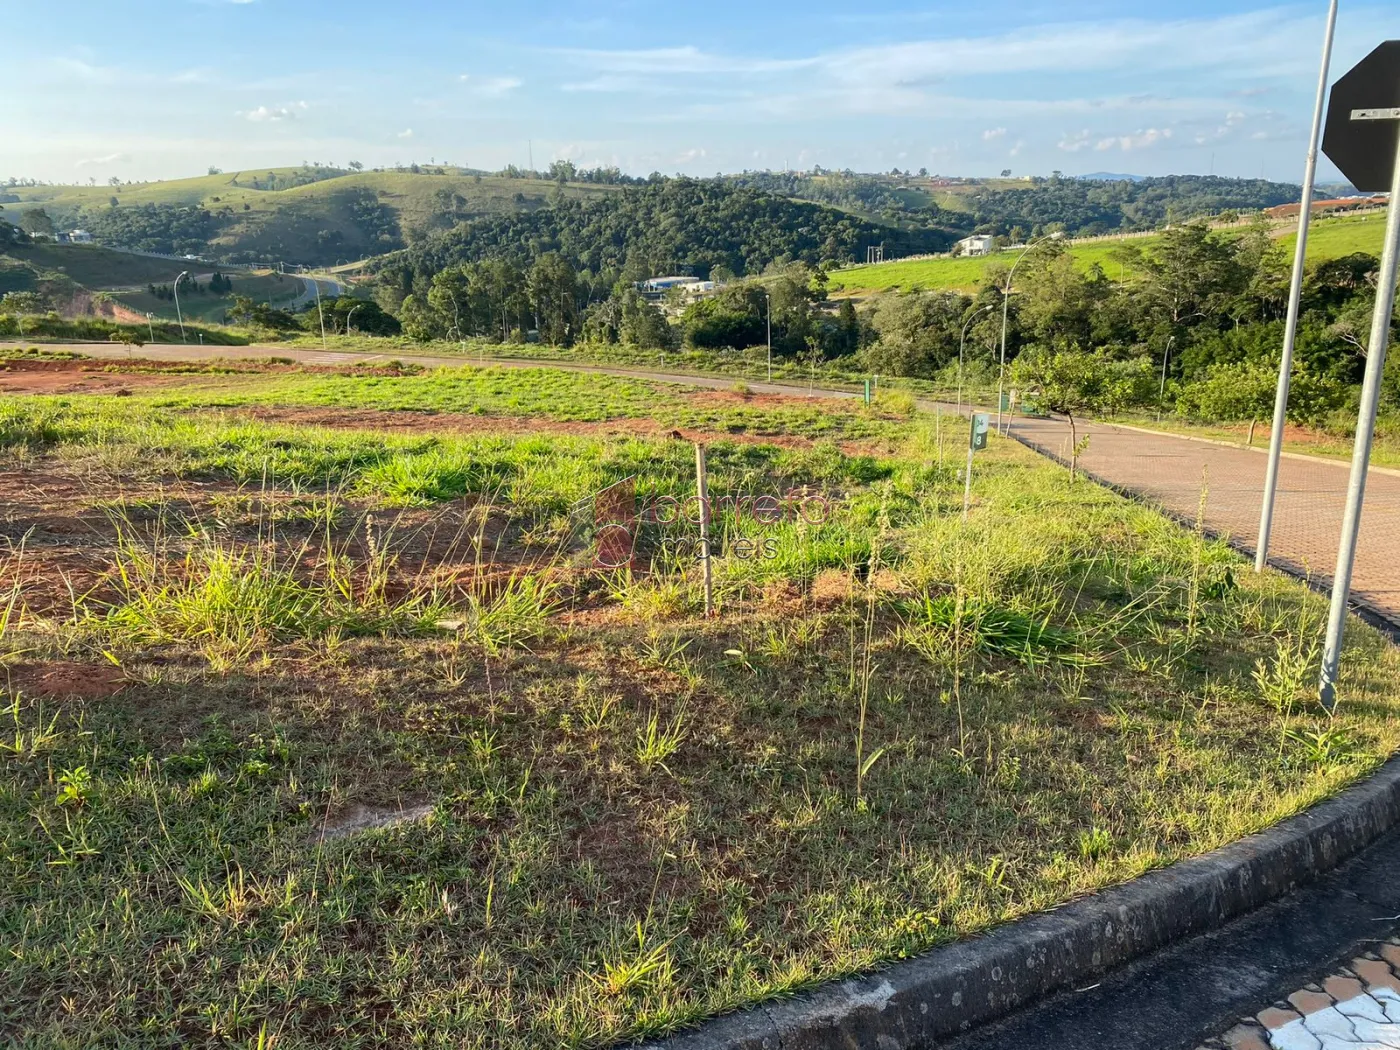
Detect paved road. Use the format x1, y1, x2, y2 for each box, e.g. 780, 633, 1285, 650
1004, 414, 1400, 625
284, 275, 345, 311
6, 339, 1399, 625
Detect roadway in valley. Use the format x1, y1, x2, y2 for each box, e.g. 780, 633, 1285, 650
9, 338, 1400, 629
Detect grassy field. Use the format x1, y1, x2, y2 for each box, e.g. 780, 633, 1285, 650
827, 238, 1155, 295
0, 168, 624, 263
826, 211, 1390, 296
116, 272, 304, 323
1, 357, 1399, 1048
0, 242, 196, 290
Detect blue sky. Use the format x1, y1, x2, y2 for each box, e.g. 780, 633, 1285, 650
4, 1, 1396, 184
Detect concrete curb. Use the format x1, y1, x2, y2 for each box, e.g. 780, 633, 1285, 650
641, 756, 1400, 1050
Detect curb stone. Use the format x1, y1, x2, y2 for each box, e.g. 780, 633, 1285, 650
640, 756, 1400, 1050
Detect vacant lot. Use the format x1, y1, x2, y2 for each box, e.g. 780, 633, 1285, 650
2, 356, 1398, 1049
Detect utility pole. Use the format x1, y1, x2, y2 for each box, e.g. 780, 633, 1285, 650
1256, 0, 1340, 572
145, 312, 155, 344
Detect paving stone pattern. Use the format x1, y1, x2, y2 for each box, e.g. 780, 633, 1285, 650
1005, 416, 1400, 623
1197, 940, 1400, 1049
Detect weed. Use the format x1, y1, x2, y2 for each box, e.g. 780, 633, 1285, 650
635, 710, 687, 772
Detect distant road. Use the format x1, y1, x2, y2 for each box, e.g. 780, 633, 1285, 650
285, 275, 345, 311
5, 339, 1398, 627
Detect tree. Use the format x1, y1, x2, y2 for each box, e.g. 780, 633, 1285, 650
18, 208, 53, 237
527, 253, 579, 345
1009, 348, 1148, 481
864, 291, 966, 377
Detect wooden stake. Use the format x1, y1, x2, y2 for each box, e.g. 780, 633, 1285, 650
695, 442, 714, 617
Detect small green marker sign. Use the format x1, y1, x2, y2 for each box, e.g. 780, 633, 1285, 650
970, 412, 990, 452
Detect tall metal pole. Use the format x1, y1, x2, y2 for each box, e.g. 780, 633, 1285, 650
1256, 0, 1339, 572
996, 238, 1043, 434
765, 292, 772, 382
1318, 130, 1400, 710
173, 270, 189, 343
958, 304, 992, 414
1158, 336, 1174, 422
313, 277, 328, 351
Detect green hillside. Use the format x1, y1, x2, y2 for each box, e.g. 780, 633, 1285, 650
827, 210, 1389, 296
0, 167, 626, 266
0, 242, 194, 290
827, 238, 1152, 295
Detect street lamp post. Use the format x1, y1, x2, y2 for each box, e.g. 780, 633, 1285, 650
145, 312, 155, 344
764, 292, 772, 382
173, 271, 189, 344
1158, 336, 1175, 422
313, 277, 328, 351
958, 304, 994, 413
995, 237, 1047, 434
346, 304, 361, 336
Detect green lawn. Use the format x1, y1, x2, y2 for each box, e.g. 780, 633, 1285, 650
142, 364, 906, 441
826, 210, 1391, 296
3, 367, 1400, 1047
0, 242, 194, 289
827, 238, 1155, 295
117, 272, 304, 323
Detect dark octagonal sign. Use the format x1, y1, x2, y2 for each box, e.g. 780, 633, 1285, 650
1323, 40, 1400, 193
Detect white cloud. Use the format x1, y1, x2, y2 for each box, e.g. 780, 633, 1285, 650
240, 101, 307, 122
675, 147, 707, 164
1096, 127, 1174, 152
397, 128, 414, 139
982, 127, 1007, 141
459, 74, 523, 97
554, 44, 813, 76
1058, 129, 1093, 152
75, 152, 130, 168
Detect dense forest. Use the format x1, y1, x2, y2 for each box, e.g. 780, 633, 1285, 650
962, 175, 1301, 237
725, 171, 1302, 239
387, 178, 950, 282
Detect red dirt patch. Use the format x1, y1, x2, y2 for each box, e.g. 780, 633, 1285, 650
0, 355, 417, 396
9, 660, 127, 701
226, 405, 820, 448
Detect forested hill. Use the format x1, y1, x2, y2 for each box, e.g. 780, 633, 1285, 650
961, 175, 1300, 236
391, 179, 955, 282
721, 171, 1302, 239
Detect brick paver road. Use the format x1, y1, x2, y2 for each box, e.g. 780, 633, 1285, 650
1201, 942, 1400, 1050
1006, 414, 1400, 625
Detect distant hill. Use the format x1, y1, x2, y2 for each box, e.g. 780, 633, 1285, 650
0, 165, 626, 267
392, 177, 951, 283
1075, 172, 1145, 182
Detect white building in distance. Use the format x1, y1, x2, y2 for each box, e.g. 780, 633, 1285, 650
956, 235, 995, 257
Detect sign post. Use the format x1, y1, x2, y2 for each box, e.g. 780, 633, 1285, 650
1316, 40, 1400, 709
1256, 0, 1339, 573
963, 412, 989, 523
